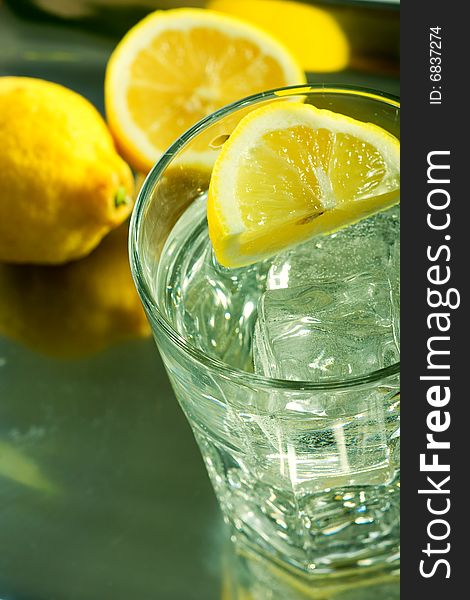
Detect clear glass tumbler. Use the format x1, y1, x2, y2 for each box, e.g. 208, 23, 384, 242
129, 85, 400, 581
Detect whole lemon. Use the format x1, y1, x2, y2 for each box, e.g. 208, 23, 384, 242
0, 77, 134, 263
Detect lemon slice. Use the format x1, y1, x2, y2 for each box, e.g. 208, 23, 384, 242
208, 102, 400, 267
105, 8, 305, 173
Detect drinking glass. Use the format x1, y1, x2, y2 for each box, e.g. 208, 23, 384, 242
129, 85, 400, 580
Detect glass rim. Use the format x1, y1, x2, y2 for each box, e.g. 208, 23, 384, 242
129, 83, 400, 392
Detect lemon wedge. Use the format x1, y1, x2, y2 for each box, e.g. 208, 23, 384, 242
208, 102, 400, 267
105, 8, 305, 173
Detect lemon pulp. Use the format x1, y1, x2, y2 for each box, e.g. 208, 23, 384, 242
208, 102, 400, 267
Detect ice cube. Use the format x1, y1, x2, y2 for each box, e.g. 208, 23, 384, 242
267, 207, 400, 290
252, 274, 399, 488
253, 273, 399, 382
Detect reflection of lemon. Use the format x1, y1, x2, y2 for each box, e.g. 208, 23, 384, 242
0, 441, 59, 495
221, 543, 399, 600
208, 0, 349, 73
105, 8, 305, 173
0, 77, 134, 264
145, 166, 212, 258
208, 102, 400, 267
0, 223, 150, 358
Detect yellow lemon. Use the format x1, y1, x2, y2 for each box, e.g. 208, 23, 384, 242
208, 102, 400, 267
208, 0, 349, 72
105, 8, 305, 173
0, 76, 134, 264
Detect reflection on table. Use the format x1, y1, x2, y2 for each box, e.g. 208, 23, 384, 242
0, 223, 150, 358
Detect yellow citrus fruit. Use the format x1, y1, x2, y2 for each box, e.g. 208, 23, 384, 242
208, 0, 349, 73
208, 102, 400, 268
105, 8, 306, 173
0, 77, 134, 264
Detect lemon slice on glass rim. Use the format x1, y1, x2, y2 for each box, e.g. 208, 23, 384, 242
208, 101, 400, 268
